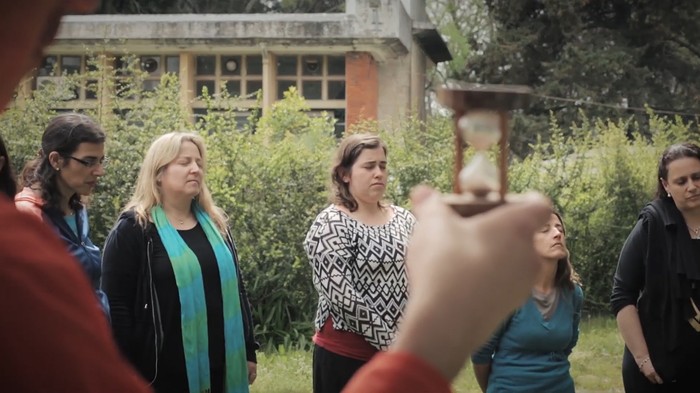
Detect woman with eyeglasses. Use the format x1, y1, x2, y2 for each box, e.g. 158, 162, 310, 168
15, 112, 110, 320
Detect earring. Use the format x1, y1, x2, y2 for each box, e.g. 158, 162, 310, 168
55, 167, 60, 171
668, 192, 671, 198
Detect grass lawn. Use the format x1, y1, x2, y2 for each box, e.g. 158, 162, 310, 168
251, 316, 625, 393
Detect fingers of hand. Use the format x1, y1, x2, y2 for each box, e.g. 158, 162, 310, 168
409, 185, 436, 211
472, 192, 552, 238
407, 188, 551, 284
643, 365, 663, 384
647, 373, 661, 384
409, 186, 452, 222
410, 186, 551, 238
406, 188, 551, 321
247, 362, 257, 384
465, 191, 552, 285
655, 374, 663, 384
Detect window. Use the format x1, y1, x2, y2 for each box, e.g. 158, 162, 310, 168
140, 55, 180, 91
35, 55, 96, 101
193, 108, 255, 132
275, 55, 345, 101
194, 54, 263, 98
307, 109, 346, 137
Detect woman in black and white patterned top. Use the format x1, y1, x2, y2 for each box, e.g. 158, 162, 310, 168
304, 133, 415, 393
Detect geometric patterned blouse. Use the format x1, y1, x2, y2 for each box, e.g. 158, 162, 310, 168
304, 204, 416, 350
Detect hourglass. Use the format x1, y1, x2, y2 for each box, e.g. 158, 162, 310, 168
437, 83, 532, 217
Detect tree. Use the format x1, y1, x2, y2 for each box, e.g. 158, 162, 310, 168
453, 0, 700, 156
426, 0, 492, 85
96, 0, 345, 13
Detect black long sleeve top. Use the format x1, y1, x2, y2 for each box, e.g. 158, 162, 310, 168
101, 212, 257, 391
611, 197, 700, 380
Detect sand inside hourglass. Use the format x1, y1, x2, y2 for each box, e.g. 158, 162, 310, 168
459, 152, 500, 197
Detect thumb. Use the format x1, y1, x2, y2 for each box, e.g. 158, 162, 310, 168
409, 185, 454, 221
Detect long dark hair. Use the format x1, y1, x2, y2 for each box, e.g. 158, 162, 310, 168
21, 113, 105, 211
330, 133, 388, 212
552, 211, 581, 291
0, 134, 17, 198
656, 143, 700, 200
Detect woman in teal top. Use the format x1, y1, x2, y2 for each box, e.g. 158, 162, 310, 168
472, 211, 583, 393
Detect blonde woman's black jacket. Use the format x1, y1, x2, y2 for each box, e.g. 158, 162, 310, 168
101, 211, 258, 384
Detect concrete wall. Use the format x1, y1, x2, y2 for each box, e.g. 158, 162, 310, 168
45, 0, 441, 126
377, 55, 412, 123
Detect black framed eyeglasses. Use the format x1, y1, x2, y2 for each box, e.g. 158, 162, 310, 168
68, 156, 108, 168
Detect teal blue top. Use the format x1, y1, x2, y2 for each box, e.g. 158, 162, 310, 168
472, 285, 583, 393
64, 214, 78, 236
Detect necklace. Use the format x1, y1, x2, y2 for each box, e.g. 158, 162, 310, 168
532, 288, 559, 320
167, 212, 187, 226
690, 226, 700, 239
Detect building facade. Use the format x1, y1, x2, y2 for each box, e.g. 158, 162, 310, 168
20, 0, 450, 133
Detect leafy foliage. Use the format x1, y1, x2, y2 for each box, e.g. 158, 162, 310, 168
3, 51, 700, 348
436, 0, 700, 157
510, 113, 697, 312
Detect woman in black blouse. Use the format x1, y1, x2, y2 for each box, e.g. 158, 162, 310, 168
102, 132, 257, 393
612, 143, 700, 391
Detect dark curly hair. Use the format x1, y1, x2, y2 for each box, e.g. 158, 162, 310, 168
20, 113, 105, 211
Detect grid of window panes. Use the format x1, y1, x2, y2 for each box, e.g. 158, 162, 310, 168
307, 109, 346, 137
276, 55, 345, 101
192, 108, 256, 131
139, 55, 181, 92
35, 55, 97, 101
194, 54, 263, 98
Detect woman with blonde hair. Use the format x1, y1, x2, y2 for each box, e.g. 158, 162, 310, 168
304, 133, 416, 393
102, 132, 258, 393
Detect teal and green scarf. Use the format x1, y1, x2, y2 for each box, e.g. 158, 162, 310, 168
153, 204, 248, 393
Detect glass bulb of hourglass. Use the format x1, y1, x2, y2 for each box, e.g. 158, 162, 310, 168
459, 152, 500, 197
458, 110, 501, 150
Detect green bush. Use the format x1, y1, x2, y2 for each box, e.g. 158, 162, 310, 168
3, 52, 699, 348
204, 90, 338, 349
509, 113, 696, 312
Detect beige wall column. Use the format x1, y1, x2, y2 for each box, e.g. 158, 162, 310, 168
12, 77, 33, 109
262, 50, 275, 114
179, 53, 194, 122
95, 53, 111, 121
410, 46, 427, 121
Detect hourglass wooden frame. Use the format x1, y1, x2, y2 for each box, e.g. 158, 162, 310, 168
437, 83, 533, 217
